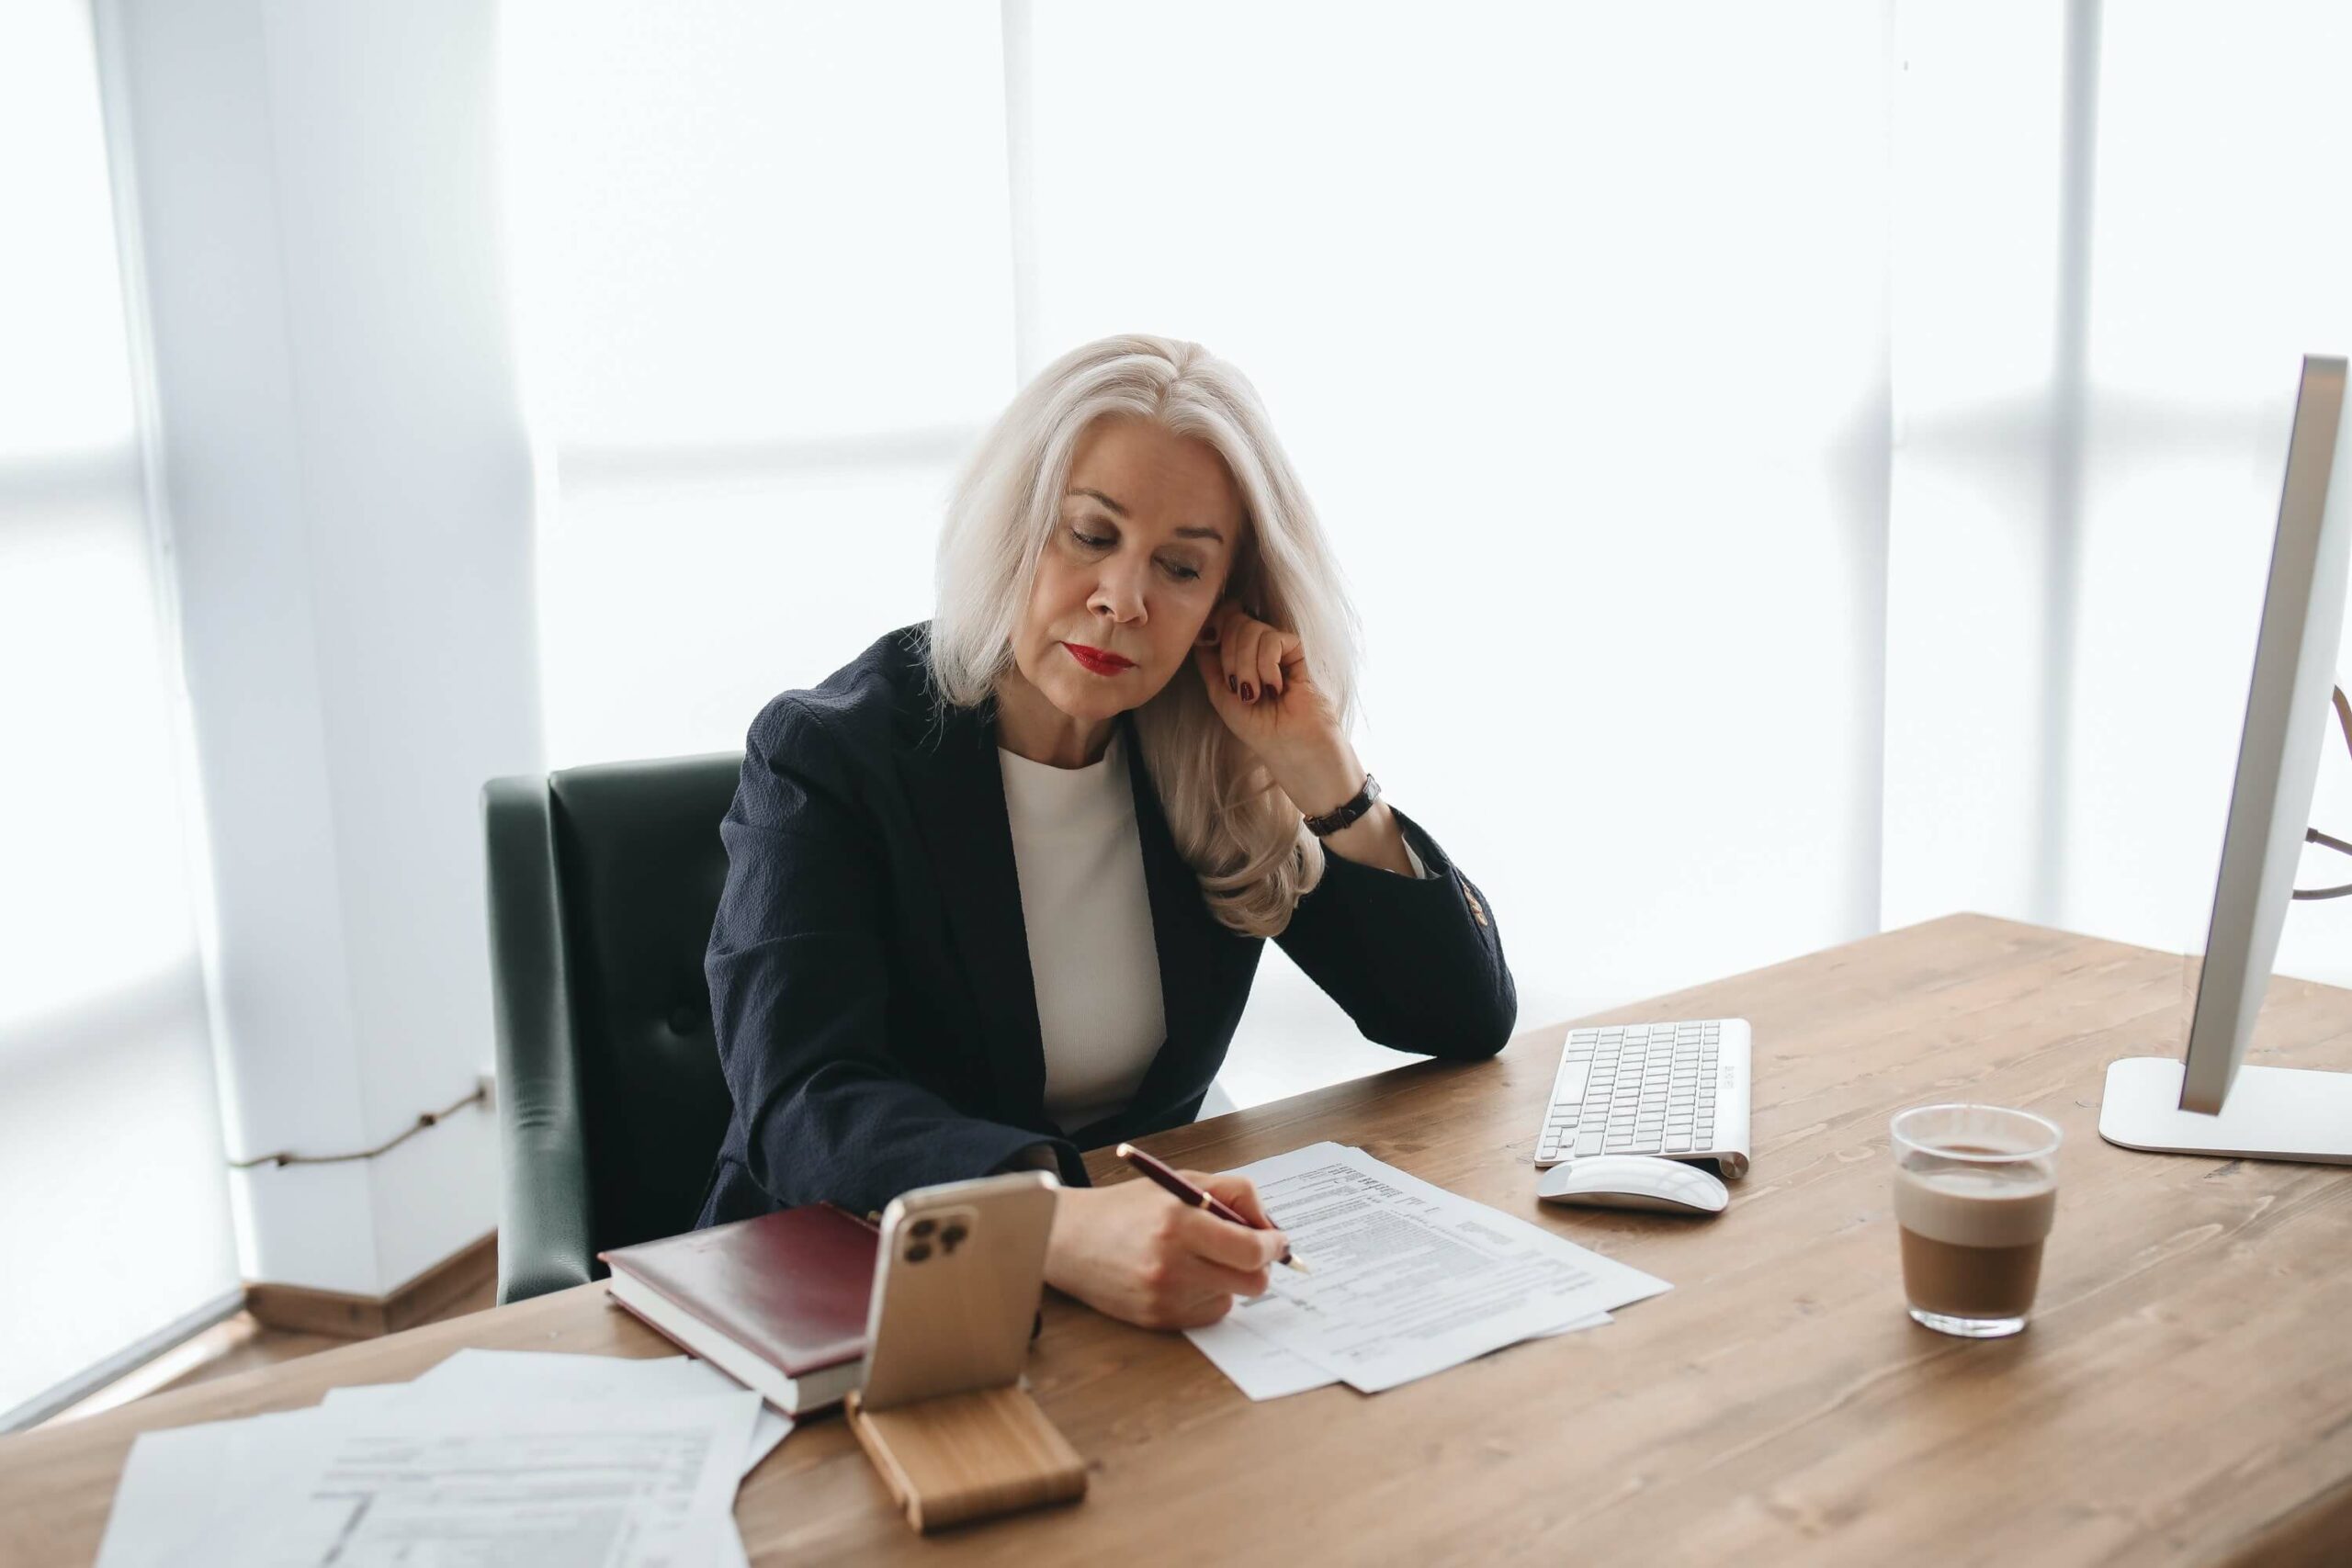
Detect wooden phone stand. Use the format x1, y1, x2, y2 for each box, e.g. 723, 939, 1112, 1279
843, 1382, 1088, 1533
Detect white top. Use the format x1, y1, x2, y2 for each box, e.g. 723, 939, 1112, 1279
1000, 728, 1167, 1134
999, 728, 1432, 1136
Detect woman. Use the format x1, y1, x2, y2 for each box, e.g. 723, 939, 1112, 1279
693, 333, 1516, 1330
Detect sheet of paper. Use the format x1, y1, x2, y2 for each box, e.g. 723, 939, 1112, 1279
1188, 1306, 1613, 1400
99, 1393, 758, 1568
315, 1390, 757, 1568
1218, 1142, 1671, 1393
411, 1348, 794, 1476
1185, 1315, 1340, 1400
325, 1350, 791, 1476
96, 1408, 324, 1568
325, 1352, 784, 1568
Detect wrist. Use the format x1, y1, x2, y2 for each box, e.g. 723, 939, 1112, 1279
1044, 1185, 1105, 1297
1269, 737, 1364, 819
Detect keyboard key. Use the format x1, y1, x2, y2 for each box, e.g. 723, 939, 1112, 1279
1576, 1130, 1605, 1155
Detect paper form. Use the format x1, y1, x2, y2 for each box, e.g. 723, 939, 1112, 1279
1216, 1142, 1671, 1393
322, 1353, 786, 1568
1188, 1308, 1614, 1400
408, 1348, 794, 1476
96, 1393, 758, 1568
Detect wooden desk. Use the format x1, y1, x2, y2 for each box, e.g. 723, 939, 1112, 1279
7, 914, 2351, 1566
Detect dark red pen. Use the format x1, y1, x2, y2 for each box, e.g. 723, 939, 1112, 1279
1115, 1142, 1310, 1274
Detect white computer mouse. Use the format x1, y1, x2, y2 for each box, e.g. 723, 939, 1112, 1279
1536, 1155, 1729, 1215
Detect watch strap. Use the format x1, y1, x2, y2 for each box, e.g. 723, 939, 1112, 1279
1303, 773, 1381, 837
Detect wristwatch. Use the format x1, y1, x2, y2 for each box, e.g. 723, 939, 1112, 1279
1303, 773, 1381, 837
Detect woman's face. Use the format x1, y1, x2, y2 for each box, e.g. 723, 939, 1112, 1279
1010, 414, 1246, 725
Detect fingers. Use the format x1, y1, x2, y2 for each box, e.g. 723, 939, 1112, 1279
1209, 603, 1306, 705
1255, 634, 1285, 700
1179, 1250, 1272, 1302
1223, 616, 1267, 703
1196, 1171, 1273, 1229
1169, 1194, 1287, 1274
1193, 642, 1240, 711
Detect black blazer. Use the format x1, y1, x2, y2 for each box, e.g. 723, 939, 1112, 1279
692, 622, 1517, 1227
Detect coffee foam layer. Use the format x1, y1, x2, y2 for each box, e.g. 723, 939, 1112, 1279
1893, 1162, 2057, 1248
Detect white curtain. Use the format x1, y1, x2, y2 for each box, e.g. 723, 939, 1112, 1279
0, 2, 239, 1430
1884, 0, 2352, 1032
499, 0, 2352, 1106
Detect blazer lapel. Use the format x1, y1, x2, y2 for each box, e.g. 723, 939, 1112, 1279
893, 694, 1048, 1123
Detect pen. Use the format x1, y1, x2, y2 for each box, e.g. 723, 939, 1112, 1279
1114, 1143, 1310, 1274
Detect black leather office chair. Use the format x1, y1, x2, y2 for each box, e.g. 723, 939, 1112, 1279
481, 752, 742, 1304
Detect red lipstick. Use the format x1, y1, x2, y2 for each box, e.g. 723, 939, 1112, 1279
1063, 642, 1135, 675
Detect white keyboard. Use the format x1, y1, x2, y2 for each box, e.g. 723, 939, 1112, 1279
1534, 1018, 1753, 1179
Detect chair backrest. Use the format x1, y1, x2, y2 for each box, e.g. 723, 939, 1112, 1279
482, 751, 742, 1303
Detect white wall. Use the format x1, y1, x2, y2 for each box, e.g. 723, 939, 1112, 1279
101, 0, 538, 1295
0, 1, 240, 1429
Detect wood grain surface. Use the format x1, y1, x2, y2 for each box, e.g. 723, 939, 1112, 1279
6, 914, 2349, 1567
846, 1384, 1088, 1533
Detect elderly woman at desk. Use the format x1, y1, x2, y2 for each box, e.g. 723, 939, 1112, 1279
692, 333, 1517, 1330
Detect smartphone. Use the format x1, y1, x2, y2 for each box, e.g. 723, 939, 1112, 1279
859, 1169, 1060, 1412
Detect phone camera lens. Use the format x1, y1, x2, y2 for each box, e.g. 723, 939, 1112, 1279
940, 1224, 969, 1251
910, 1217, 936, 1238
905, 1241, 932, 1263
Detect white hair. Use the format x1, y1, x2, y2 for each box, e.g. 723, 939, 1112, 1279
927, 333, 1364, 938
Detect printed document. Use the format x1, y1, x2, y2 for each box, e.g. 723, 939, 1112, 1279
96, 1392, 758, 1568
384, 1347, 790, 1476
321, 1349, 790, 1568
1189, 1307, 1612, 1401
1206, 1142, 1671, 1393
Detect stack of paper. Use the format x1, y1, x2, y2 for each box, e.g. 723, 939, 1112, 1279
96, 1349, 791, 1568
1186, 1142, 1673, 1397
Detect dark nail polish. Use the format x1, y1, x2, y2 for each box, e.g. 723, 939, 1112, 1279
1241, 683, 1254, 701
1227, 675, 1238, 693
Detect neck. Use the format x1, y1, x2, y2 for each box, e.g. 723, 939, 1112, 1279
992, 669, 1117, 769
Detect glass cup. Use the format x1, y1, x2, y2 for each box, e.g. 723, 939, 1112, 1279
1889, 1103, 2062, 1338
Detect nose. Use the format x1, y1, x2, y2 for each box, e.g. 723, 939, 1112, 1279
1089, 558, 1149, 625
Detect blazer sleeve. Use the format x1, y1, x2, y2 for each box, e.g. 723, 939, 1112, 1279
1272, 805, 1518, 1059
705, 696, 1086, 1217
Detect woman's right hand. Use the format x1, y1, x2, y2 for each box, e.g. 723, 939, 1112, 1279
1043, 1171, 1290, 1330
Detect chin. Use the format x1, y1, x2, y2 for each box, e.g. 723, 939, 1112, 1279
1048, 682, 1132, 722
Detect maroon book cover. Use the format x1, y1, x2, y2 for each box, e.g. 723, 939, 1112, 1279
597, 1202, 879, 1376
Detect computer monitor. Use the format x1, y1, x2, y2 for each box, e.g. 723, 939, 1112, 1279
2100, 354, 2352, 1165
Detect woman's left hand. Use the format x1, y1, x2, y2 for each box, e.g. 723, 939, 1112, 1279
1192, 601, 1412, 873
1192, 602, 1345, 772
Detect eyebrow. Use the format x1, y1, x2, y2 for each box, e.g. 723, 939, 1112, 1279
1066, 487, 1227, 545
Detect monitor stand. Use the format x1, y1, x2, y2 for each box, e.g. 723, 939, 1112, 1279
2100, 1057, 2352, 1164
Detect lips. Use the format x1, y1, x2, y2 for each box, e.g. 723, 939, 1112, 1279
1063, 642, 1135, 675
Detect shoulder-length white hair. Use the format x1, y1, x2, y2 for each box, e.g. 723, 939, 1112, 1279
927, 333, 1363, 939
